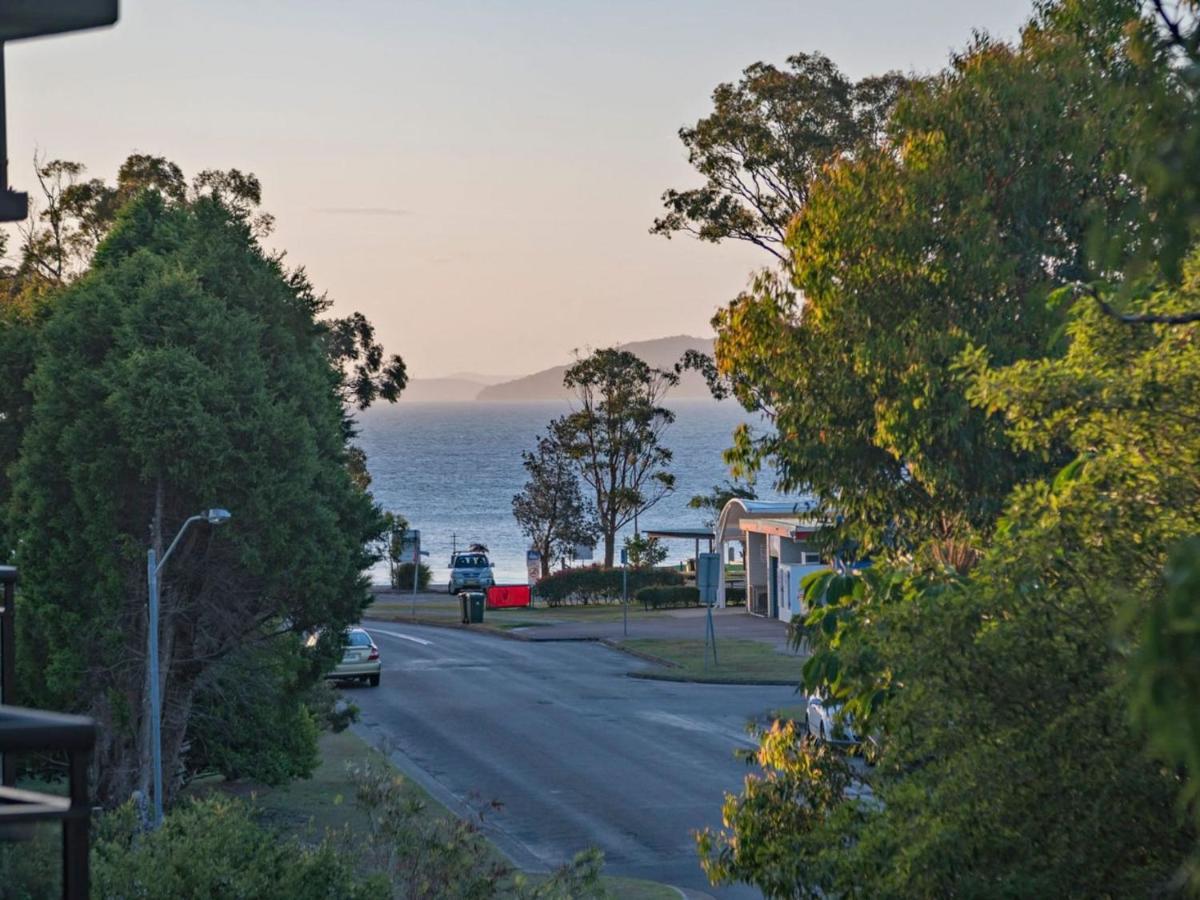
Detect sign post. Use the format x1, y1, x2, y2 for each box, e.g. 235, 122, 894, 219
698, 552, 721, 671
399, 530, 420, 619
621, 547, 629, 637
526, 549, 541, 604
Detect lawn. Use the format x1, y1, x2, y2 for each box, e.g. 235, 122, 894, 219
622, 637, 805, 684
367, 590, 689, 631
256, 730, 680, 899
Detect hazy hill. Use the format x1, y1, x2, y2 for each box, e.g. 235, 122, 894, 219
402, 377, 491, 402
476, 335, 716, 402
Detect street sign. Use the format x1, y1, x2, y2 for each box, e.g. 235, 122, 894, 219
526, 549, 541, 585
620, 548, 628, 566
697, 552, 721, 606
399, 529, 420, 563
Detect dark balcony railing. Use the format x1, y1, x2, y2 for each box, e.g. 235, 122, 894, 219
1, 565, 96, 900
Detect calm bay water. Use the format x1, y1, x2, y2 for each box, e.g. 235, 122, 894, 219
354, 400, 782, 584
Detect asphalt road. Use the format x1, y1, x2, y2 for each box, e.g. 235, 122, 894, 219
351, 621, 802, 898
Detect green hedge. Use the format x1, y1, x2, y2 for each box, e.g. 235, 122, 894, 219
534, 566, 684, 606
726, 587, 747, 606
392, 561, 431, 590
637, 585, 701, 610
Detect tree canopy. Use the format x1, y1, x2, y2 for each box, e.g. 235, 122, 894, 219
676, 0, 1200, 894
554, 348, 677, 567
652, 53, 907, 263
512, 425, 598, 579
2, 165, 393, 805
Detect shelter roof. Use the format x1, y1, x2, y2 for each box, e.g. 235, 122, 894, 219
715, 497, 822, 543
642, 527, 715, 541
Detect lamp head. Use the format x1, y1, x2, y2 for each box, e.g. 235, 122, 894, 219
204, 508, 232, 526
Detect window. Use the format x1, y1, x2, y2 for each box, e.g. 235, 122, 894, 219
345, 630, 372, 647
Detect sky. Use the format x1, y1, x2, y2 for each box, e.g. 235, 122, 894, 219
7, 0, 1032, 378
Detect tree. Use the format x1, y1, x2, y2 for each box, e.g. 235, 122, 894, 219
695, 0, 1179, 556
554, 349, 677, 567
6, 186, 384, 807
702, 265, 1200, 895
652, 53, 908, 263
512, 427, 596, 579
688, 479, 756, 528
692, 1, 1200, 891
621, 533, 668, 569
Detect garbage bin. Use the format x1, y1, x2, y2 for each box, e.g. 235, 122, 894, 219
459, 592, 469, 624
464, 591, 485, 624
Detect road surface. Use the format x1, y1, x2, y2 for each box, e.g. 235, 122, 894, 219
351, 621, 801, 898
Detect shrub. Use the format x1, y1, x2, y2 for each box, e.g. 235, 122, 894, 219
186, 635, 321, 786
393, 561, 432, 590
637, 585, 701, 610
726, 587, 746, 606
534, 566, 683, 606
92, 796, 378, 899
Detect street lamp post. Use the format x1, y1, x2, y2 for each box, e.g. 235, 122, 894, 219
147, 507, 230, 828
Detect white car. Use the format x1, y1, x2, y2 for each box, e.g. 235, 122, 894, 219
804, 694, 861, 746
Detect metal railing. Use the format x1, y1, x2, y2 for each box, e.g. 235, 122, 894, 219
0, 565, 96, 900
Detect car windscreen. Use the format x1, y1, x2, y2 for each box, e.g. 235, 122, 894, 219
454, 555, 487, 568
345, 630, 372, 647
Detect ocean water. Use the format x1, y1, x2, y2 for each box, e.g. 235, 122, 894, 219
353, 400, 783, 584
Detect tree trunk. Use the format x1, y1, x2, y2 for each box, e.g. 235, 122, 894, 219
603, 530, 615, 568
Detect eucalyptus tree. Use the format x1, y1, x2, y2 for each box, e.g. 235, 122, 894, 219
554, 349, 677, 567
652, 52, 907, 263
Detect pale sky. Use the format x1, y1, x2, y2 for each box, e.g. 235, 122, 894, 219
8, 0, 1031, 377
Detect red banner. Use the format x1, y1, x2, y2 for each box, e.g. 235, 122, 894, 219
486, 584, 531, 608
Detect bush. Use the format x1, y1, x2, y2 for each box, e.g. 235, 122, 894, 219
92, 796, 378, 899
534, 566, 683, 606
186, 635, 321, 786
726, 587, 746, 606
637, 585, 701, 610
392, 561, 432, 590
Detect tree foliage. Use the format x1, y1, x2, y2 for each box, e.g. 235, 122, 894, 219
512, 426, 597, 579
653, 53, 907, 263
705, 0, 1179, 555
687, 479, 756, 528
4, 185, 383, 806
554, 349, 677, 567
687, 1, 1200, 895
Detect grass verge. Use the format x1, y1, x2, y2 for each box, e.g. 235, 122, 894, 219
367, 591, 693, 630
621, 637, 805, 684
258, 730, 680, 899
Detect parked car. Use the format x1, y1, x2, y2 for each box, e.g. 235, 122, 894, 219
327, 627, 381, 687
448, 551, 494, 594
804, 693, 862, 746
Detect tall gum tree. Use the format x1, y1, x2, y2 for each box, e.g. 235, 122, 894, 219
554, 349, 677, 567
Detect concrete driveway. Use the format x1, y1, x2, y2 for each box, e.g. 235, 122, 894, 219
352, 620, 801, 898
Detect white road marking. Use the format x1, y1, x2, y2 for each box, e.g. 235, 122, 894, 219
368, 628, 432, 646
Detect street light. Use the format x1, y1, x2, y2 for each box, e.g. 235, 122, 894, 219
146, 507, 230, 828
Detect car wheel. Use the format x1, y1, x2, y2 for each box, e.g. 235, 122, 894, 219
368, 674, 380, 688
